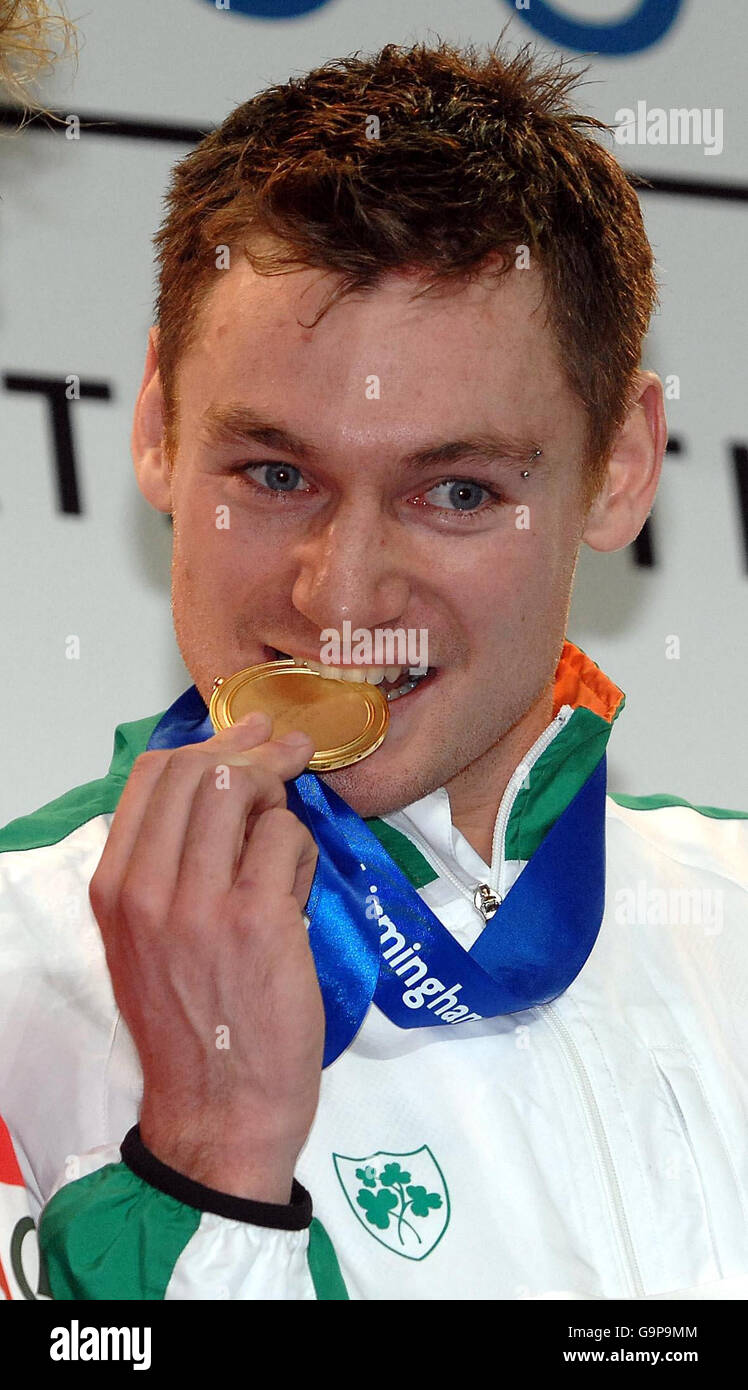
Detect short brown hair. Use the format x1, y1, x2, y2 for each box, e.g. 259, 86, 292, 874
154, 40, 657, 490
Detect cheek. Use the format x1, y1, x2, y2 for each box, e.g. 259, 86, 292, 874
174, 483, 242, 580
518, 494, 583, 587
457, 520, 577, 653
477, 522, 553, 603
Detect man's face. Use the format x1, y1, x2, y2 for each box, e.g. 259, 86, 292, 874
163, 256, 591, 818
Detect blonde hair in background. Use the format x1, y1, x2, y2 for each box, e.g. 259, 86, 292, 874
0, 0, 78, 117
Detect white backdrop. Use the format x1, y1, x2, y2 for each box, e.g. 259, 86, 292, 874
1, 0, 746, 826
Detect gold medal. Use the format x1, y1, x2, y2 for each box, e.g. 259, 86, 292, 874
209, 660, 389, 771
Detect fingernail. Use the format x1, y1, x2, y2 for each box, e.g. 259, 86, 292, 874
235, 711, 271, 730
277, 730, 313, 747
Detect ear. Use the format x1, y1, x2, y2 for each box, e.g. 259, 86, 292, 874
583, 370, 667, 552
131, 326, 173, 514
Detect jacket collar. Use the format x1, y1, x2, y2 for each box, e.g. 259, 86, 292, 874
507, 639, 624, 861
368, 641, 624, 885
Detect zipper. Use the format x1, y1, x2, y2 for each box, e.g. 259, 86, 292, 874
489, 707, 572, 902
394, 706, 573, 922
543, 1002, 645, 1298
396, 818, 486, 911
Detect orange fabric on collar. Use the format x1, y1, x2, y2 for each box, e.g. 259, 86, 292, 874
552, 641, 625, 724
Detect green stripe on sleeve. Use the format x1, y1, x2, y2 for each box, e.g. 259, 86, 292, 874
0, 712, 164, 852
609, 792, 748, 819
307, 1217, 349, 1299
40, 1162, 201, 1301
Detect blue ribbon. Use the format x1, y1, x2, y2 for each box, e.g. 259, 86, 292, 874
147, 686, 607, 1066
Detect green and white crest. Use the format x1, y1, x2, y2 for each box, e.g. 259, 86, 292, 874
333, 1146, 450, 1261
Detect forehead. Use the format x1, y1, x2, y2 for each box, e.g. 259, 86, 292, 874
176, 256, 583, 452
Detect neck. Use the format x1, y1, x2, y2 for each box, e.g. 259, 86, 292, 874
445, 685, 555, 863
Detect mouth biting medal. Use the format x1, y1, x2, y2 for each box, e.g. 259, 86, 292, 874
209, 660, 390, 771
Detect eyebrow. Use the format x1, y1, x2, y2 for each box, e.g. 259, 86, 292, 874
200, 405, 321, 463
402, 436, 544, 472
200, 403, 544, 472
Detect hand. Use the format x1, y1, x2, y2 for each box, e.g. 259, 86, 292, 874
89, 711, 322, 1203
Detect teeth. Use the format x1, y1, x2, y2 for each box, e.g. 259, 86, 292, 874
286, 656, 403, 685
279, 653, 434, 695
290, 658, 367, 683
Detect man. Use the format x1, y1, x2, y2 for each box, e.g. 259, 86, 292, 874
2, 41, 746, 1301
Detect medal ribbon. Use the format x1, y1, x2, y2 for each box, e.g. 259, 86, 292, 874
147, 686, 607, 1067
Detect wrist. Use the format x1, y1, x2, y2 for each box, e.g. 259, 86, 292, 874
138, 1106, 299, 1204
121, 1126, 312, 1229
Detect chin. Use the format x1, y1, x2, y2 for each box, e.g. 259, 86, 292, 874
320, 767, 431, 819
316, 669, 485, 816
319, 737, 458, 818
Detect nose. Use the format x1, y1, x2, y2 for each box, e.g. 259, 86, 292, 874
291, 498, 411, 633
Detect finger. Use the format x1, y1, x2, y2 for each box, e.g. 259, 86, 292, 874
92, 713, 273, 914
170, 759, 310, 910
94, 715, 312, 923
233, 806, 318, 912
121, 729, 314, 921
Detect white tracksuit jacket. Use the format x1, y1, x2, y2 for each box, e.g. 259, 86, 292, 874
1, 642, 746, 1300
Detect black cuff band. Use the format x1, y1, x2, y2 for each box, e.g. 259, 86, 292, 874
120, 1125, 313, 1231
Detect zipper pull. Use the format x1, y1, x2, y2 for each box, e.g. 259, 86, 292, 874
473, 883, 501, 922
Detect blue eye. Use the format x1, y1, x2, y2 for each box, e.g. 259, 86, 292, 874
246, 462, 305, 492
425, 480, 490, 512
